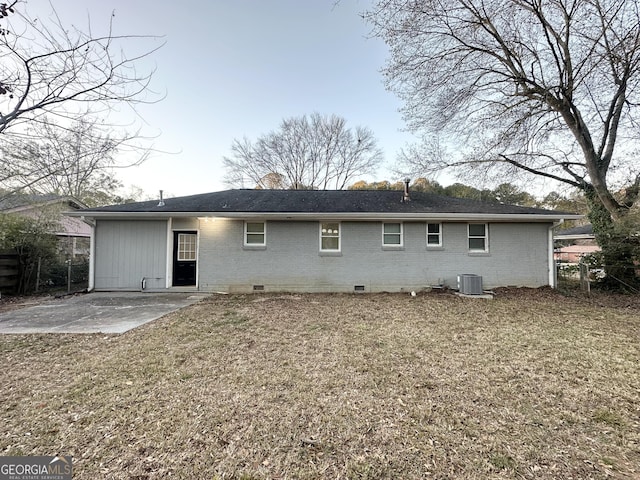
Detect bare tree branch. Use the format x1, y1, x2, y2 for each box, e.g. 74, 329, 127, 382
0, 115, 149, 205
0, 1, 163, 134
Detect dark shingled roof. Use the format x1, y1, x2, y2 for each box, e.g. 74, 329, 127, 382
555, 224, 594, 237
0, 193, 85, 211
80, 189, 571, 216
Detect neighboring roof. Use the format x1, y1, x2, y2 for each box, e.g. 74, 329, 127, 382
554, 223, 594, 239
56, 216, 92, 238
0, 193, 87, 213
70, 189, 582, 221
0, 193, 91, 237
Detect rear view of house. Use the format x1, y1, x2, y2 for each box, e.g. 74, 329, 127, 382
68, 189, 581, 293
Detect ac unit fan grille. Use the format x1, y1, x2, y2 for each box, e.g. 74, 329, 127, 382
458, 274, 483, 295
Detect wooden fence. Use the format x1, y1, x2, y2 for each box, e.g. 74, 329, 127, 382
0, 250, 18, 291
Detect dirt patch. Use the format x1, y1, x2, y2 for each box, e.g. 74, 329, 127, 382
1, 290, 638, 479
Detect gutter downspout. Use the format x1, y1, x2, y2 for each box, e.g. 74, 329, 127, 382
549, 219, 564, 288
165, 217, 173, 288
81, 217, 96, 292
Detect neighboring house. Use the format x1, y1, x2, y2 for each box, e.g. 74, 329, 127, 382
0, 193, 91, 257
554, 223, 601, 264
67, 188, 582, 293
554, 244, 601, 264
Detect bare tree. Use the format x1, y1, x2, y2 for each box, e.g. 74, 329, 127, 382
366, 0, 640, 288
1, 116, 148, 206
0, 1, 162, 131
0, 1, 161, 144
224, 113, 383, 190
0, 1, 161, 203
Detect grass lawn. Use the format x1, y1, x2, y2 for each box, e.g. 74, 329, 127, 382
1, 290, 639, 479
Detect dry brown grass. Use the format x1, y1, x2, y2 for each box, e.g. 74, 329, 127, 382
1, 290, 639, 479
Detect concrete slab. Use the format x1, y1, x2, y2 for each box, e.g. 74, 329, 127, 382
454, 292, 494, 299
0, 292, 208, 334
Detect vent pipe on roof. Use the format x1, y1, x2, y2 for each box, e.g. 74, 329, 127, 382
402, 178, 411, 203
157, 190, 165, 207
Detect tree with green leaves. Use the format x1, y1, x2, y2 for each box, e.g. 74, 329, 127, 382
366, 0, 640, 289
540, 190, 589, 214
0, 213, 58, 294
492, 183, 537, 207
349, 178, 540, 206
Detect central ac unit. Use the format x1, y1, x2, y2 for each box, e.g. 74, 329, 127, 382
457, 274, 483, 295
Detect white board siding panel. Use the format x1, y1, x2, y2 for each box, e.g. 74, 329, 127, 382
197, 220, 551, 293
94, 220, 167, 290
172, 217, 198, 230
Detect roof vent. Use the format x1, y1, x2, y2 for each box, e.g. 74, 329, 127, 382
402, 178, 411, 203
157, 190, 165, 207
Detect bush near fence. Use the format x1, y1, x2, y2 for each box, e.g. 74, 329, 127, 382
557, 261, 639, 293
0, 252, 89, 295
0, 250, 19, 291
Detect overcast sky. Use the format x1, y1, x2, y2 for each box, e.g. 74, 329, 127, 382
25, 0, 419, 198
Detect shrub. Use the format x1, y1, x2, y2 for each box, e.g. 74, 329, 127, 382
0, 214, 59, 294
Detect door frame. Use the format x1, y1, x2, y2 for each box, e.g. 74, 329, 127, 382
170, 229, 199, 287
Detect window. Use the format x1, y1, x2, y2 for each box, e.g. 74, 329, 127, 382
244, 221, 266, 246
320, 222, 340, 251
427, 223, 442, 247
468, 223, 488, 252
177, 233, 197, 261
383, 223, 403, 246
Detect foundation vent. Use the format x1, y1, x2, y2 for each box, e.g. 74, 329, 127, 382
354, 285, 366, 292
253, 285, 265, 291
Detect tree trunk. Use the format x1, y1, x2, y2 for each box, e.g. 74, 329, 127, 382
585, 188, 640, 291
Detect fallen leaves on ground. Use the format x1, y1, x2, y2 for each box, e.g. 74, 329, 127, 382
1, 289, 638, 479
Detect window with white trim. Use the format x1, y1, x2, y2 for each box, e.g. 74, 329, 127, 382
244, 221, 266, 246
468, 223, 488, 252
383, 222, 403, 246
427, 223, 442, 247
320, 222, 340, 251
177, 233, 197, 261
